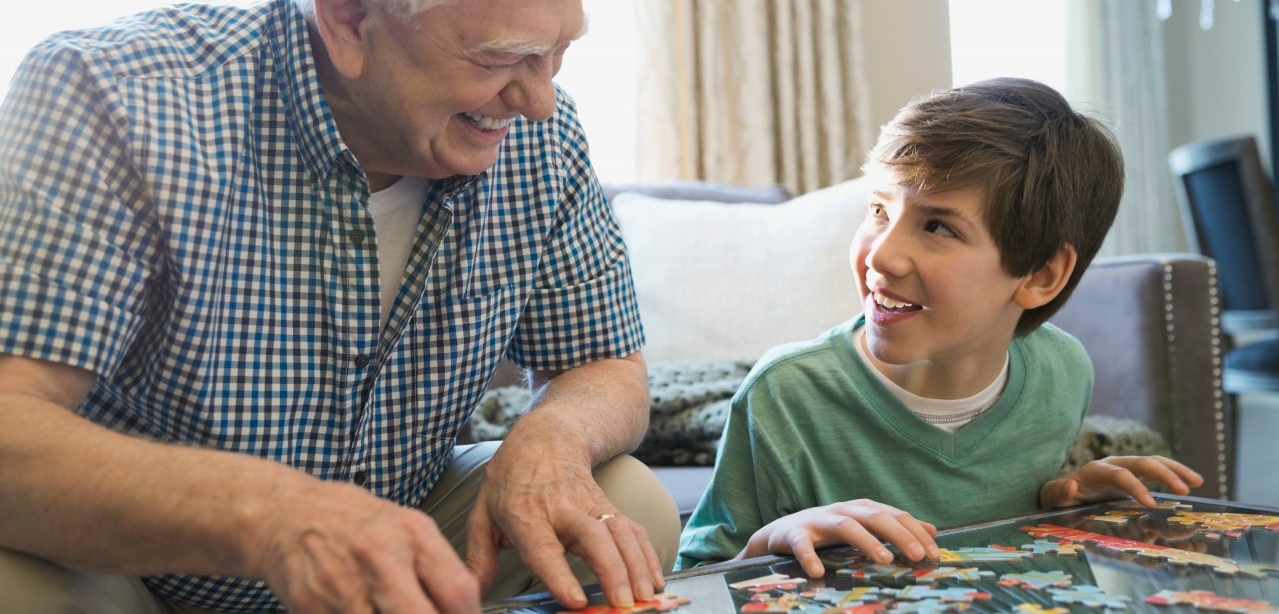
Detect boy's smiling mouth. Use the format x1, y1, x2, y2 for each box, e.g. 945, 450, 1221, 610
873, 290, 922, 313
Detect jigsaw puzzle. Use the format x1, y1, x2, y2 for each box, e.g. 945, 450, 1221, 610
493, 499, 1279, 614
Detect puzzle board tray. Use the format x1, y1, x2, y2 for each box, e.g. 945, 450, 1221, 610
487, 495, 1279, 614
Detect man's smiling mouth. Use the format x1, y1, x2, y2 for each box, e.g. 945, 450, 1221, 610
462, 111, 514, 131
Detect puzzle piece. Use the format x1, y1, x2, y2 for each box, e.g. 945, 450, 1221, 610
1168, 512, 1279, 536
1116, 501, 1193, 511
998, 570, 1073, 590
1020, 524, 1279, 577
888, 586, 992, 603
729, 573, 808, 592
938, 545, 1031, 563
739, 591, 806, 613
811, 586, 885, 607
1083, 510, 1143, 526
1145, 589, 1277, 613
1013, 605, 1069, 614
837, 563, 917, 582
1049, 585, 1131, 609
912, 567, 995, 584
1020, 540, 1085, 556
889, 598, 973, 613
560, 592, 691, 614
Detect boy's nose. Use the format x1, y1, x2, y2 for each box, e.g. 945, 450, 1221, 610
865, 226, 911, 278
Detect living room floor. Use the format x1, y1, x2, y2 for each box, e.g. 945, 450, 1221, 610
1234, 392, 1279, 507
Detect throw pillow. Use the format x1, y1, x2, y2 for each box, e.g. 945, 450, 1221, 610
612, 177, 870, 363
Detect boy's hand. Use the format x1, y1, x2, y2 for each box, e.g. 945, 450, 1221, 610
1041, 455, 1204, 508
739, 499, 939, 578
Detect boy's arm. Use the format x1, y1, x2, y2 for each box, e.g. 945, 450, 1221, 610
1040, 455, 1204, 508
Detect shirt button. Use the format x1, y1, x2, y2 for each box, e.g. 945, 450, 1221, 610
353, 470, 367, 486
348, 229, 365, 245
354, 354, 370, 368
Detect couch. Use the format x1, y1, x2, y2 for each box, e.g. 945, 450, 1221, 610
470, 177, 1233, 525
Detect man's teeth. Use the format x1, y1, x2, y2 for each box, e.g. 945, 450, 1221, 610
875, 292, 915, 310
463, 112, 513, 130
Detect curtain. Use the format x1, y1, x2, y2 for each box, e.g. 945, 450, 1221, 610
633, 0, 872, 195
1065, 0, 1188, 256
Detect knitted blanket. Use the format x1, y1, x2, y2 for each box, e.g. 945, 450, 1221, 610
467, 360, 1170, 473
467, 360, 751, 466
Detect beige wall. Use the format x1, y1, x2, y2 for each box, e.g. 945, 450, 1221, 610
858, 0, 953, 169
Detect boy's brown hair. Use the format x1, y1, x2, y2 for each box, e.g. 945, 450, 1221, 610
863, 77, 1124, 335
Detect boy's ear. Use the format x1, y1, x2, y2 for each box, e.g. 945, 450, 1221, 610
1014, 245, 1078, 310
312, 0, 371, 80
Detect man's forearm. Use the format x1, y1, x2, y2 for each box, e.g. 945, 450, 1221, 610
518, 352, 649, 467
0, 396, 314, 578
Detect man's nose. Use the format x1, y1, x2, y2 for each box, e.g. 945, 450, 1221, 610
506, 58, 558, 121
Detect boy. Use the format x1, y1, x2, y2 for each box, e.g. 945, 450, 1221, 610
676, 77, 1203, 576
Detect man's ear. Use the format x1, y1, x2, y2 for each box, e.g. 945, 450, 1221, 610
1014, 244, 1078, 309
312, 0, 370, 80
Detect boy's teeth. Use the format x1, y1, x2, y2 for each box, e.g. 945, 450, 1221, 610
463, 112, 513, 130
875, 293, 915, 309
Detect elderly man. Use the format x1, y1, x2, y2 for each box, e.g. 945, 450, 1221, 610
0, 0, 679, 611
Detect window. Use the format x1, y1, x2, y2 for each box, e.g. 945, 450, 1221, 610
0, 1, 259, 101
1, 0, 641, 182
948, 0, 1067, 92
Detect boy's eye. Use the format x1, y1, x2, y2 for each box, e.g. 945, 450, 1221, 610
869, 203, 887, 219
924, 220, 956, 237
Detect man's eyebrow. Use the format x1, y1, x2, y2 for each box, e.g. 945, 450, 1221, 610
477, 17, 590, 56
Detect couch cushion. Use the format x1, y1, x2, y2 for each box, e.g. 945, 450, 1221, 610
612, 177, 870, 363
602, 180, 792, 205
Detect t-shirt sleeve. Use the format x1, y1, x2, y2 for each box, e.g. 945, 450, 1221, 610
677, 382, 790, 568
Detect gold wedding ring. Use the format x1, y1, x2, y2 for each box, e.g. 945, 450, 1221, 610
596, 513, 616, 522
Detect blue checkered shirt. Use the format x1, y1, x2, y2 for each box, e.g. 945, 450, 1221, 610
0, 0, 643, 610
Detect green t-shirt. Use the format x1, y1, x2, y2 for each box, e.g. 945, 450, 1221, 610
676, 317, 1092, 569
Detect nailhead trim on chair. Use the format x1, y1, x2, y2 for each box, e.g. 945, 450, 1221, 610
1201, 260, 1229, 499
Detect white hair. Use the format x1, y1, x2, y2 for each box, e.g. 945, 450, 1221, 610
293, 0, 450, 20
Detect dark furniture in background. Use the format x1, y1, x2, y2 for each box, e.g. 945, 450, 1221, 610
1168, 136, 1279, 418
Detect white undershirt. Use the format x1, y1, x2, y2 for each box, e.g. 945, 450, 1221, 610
853, 327, 1008, 433
366, 176, 429, 328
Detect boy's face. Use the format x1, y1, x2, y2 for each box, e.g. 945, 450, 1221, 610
849, 172, 1032, 392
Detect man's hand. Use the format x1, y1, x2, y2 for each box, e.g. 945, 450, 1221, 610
1041, 455, 1204, 509
464, 433, 664, 610
254, 479, 480, 614
740, 499, 939, 578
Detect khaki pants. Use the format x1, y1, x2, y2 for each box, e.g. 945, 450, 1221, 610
0, 442, 680, 614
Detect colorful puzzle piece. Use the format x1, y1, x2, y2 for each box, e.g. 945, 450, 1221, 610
1021, 524, 1279, 576
836, 563, 917, 582
1049, 585, 1131, 609
939, 545, 1031, 563
1020, 540, 1085, 556
560, 592, 691, 614
729, 573, 808, 592
1013, 605, 1069, 614
1145, 589, 1278, 613
1083, 510, 1143, 526
1168, 512, 1279, 536
887, 586, 992, 603
998, 570, 1073, 590
912, 567, 995, 584
890, 598, 974, 613
1116, 501, 1193, 511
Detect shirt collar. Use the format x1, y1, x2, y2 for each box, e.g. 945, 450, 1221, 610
267, 0, 347, 182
